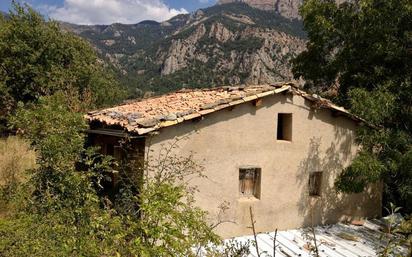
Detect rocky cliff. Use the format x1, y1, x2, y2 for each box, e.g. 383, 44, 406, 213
217, 0, 303, 19
64, 3, 306, 96
160, 19, 305, 85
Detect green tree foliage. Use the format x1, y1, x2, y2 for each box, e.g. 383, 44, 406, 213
335, 151, 385, 193
11, 94, 86, 169
0, 4, 222, 256
1, 93, 120, 256
293, 0, 412, 98
0, 2, 125, 132
130, 148, 220, 256
0, 94, 220, 256
293, 0, 412, 212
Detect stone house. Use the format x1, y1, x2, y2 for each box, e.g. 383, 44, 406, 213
86, 83, 381, 238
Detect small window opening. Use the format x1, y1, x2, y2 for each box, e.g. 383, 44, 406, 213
309, 172, 323, 196
239, 167, 261, 199
277, 113, 292, 141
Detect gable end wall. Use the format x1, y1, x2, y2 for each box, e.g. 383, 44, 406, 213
147, 93, 382, 238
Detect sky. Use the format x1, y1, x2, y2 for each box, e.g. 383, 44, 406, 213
0, 0, 217, 25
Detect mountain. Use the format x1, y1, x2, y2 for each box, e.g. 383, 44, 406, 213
64, 3, 306, 97
217, 0, 303, 19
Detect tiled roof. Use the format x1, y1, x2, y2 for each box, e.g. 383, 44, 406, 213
86, 82, 363, 135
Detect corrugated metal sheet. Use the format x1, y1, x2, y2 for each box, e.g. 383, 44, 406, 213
219, 221, 408, 257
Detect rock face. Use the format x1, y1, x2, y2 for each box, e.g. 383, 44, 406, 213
274, 0, 303, 19
161, 23, 305, 84
217, 0, 303, 19
209, 22, 234, 43
162, 24, 207, 75
64, 2, 307, 94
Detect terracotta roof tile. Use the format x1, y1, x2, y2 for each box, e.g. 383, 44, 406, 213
86, 83, 364, 135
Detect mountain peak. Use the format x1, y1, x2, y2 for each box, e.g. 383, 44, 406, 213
138, 20, 160, 26
217, 0, 276, 10
217, 0, 302, 19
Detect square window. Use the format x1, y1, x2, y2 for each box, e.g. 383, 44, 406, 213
239, 167, 261, 199
277, 113, 292, 141
309, 172, 323, 196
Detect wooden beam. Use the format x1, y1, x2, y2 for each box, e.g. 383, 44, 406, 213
86, 129, 142, 138
253, 98, 263, 107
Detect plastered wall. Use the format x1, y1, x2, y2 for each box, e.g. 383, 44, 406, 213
147, 93, 382, 238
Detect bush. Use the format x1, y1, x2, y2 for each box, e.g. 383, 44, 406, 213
1, 96, 221, 256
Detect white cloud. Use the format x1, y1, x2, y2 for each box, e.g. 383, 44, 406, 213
40, 0, 188, 25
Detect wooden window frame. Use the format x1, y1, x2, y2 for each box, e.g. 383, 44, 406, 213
239, 167, 261, 199
309, 171, 323, 197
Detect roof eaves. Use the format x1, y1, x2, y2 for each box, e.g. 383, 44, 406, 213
292, 88, 369, 125
87, 83, 370, 135
86, 84, 293, 135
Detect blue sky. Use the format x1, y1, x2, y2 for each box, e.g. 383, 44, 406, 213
1, 0, 217, 24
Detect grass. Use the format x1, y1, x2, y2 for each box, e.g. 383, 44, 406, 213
0, 136, 36, 187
